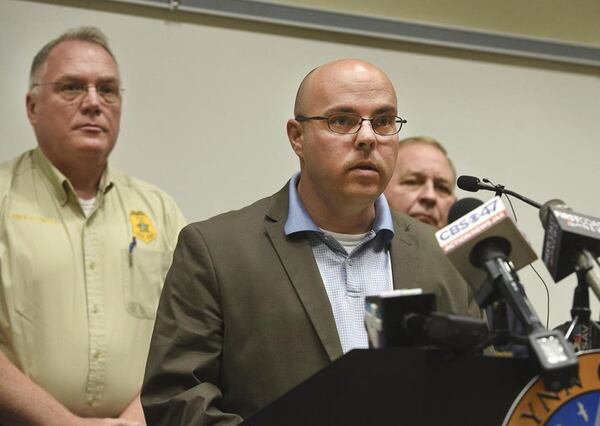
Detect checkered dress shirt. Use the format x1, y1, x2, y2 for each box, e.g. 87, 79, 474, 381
284, 173, 394, 353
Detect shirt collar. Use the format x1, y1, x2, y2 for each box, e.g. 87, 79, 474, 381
284, 172, 395, 243
284, 172, 321, 235
33, 147, 114, 206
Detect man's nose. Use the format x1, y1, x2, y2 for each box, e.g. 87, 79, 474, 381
419, 181, 437, 205
354, 120, 377, 151
80, 85, 101, 114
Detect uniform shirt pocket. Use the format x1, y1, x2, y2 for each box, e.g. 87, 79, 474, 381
121, 249, 171, 319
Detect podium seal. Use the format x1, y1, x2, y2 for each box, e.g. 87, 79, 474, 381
504, 350, 600, 425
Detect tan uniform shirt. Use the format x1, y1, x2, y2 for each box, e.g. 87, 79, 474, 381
0, 148, 186, 417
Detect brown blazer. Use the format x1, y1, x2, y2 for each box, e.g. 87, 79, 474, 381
141, 184, 480, 425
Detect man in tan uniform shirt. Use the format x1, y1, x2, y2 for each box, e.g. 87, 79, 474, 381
0, 27, 185, 425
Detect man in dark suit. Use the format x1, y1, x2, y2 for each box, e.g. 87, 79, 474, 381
141, 59, 481, 425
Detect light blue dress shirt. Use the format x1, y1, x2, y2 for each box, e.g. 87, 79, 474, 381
284, 173, 395, 353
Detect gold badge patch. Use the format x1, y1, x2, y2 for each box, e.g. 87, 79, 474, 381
129, 211, 157, 243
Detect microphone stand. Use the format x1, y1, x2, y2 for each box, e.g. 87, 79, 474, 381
478, 182, 600, 348
484, 299, 529, 355
480, 178, 542, 209
476, 275, 531, 354
471, 239, 578, 391
555, 253, 600, 351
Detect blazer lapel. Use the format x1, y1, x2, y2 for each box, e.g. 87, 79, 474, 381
264, 185, 343, 361
390, 214, 424, 290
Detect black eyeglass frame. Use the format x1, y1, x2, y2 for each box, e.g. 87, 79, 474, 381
295, 113, 407, 136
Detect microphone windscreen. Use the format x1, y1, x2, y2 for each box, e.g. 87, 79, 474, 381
365, 291, 435, 348
436, 197, 537, 291
456, 175, 481, 192
540, 202, 600, 282
539, 199, 568, 228
448, 198, 483, 224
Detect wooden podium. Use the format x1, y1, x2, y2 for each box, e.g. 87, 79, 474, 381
243, 348, 537, 425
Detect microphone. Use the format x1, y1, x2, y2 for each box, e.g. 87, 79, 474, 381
364, 290, 488, 352
437, 197, 537, 300
456, 175, 542, 209
437, 197, 578, 390
365, 289, 435, 349
539, 199, 600, 300
456, 175, 497, 193
402, 312, 489, 352
448, 197, 483, 224
539, 199, 600, 352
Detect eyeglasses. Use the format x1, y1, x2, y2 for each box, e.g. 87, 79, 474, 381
32, 81, 124, 104
295, 113, 407, 136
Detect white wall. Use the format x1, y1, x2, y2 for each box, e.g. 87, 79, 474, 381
2, 0, 600, 329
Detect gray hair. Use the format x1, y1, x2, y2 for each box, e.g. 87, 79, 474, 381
29, 26, 117, 90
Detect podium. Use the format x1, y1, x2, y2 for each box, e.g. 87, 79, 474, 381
244, 348, 537, 425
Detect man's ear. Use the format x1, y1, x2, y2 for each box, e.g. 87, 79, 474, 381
26, 92, 37, 125
287, 119, 304, 159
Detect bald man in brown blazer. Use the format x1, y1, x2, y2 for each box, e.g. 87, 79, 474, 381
141, 59, 480, 425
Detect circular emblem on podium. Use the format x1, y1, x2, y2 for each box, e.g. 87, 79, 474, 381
504, 350, 600, 425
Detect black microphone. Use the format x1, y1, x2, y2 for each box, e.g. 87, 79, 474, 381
438, 196, 578, 390
539, 200, 600, 352
447, 197, 485, 224
456, 175, 542, 209
438, 197, 540, 327
456, 175, 497, 193
365, 291, 488, 352
365, 290, 436, 349
402, 312, 489, 352
438, 197, 537, 300
539, 199, 600, 300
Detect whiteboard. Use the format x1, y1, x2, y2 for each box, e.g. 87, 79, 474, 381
1, 0, 600, 329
